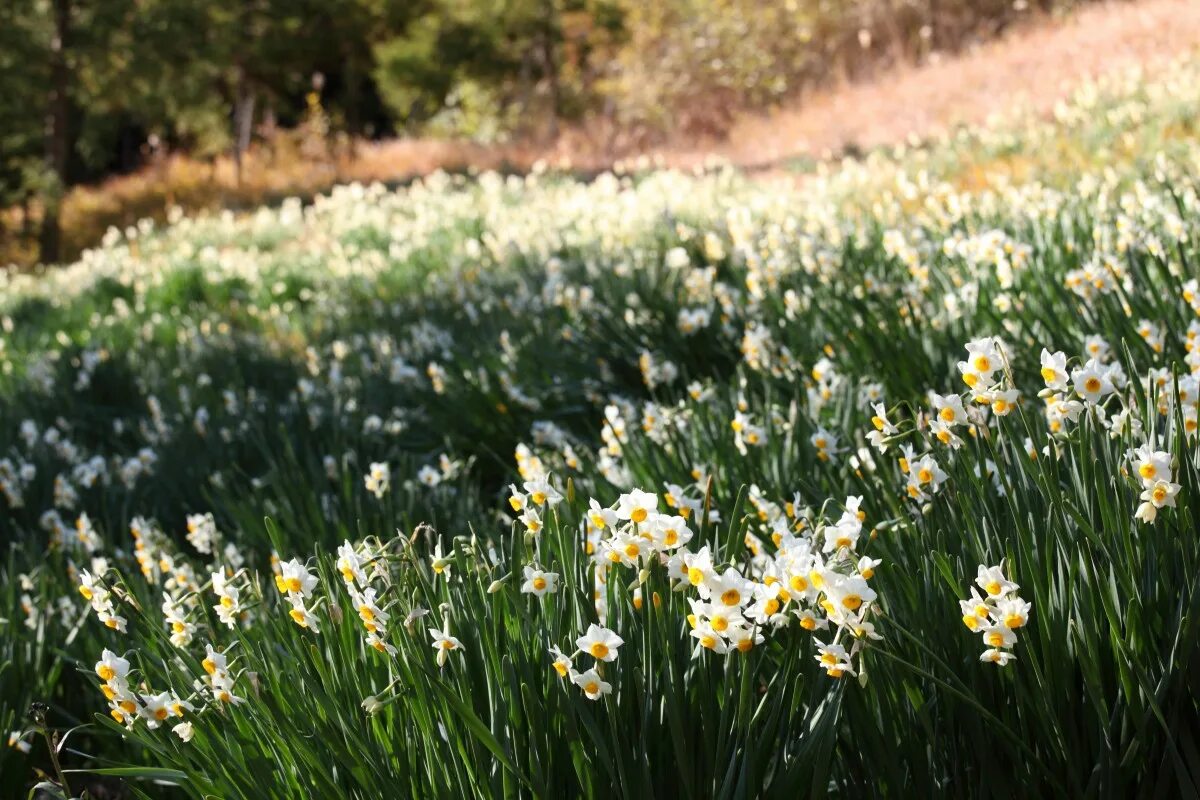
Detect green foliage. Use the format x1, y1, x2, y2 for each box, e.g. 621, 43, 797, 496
4, 52, 1200, 800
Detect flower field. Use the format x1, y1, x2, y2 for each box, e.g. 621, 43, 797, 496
3, 58, 1200, 799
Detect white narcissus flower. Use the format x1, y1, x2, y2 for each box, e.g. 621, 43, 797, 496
1129, 444, 1172, 488
616, 489, 658, 523
520, 566, 560, 598
429, 619, 464, 667
980, 648, 1017, 666
523, 478, 562, 507
813, 640, 855, 678
95, 649, 130, 682
990, 388, 1020, 416
548, 646, 573, 679
275, 557, 318, 598
570, 668, 612, 700
706, 569, 752, 608
575, 623, 623, 662
336, 540, 367, 586
1039, 348, 1069, 391
690, 622, 729, 654
416, 465, 441, 487
1135, 479, 1181, 523
139, 691, 172, 728
287, 595, 321, 633
364, 462, 390, 498
172, 721, 195, 742
975, 564, 1018, 599
201, 643, 227, 676
725, 623, 764, 653
7, 731, 32, 754
586, 499, 618, 532
931, 393, 967, 426
1072, 358, 1114, 404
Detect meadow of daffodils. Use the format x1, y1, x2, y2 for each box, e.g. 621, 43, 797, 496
4, 59, 1200, 799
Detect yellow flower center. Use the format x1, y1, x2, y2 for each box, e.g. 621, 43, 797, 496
1139, 463, 1157, 480
1084, 377, 1102, 393
289, 609, 308, 626
841, 594, 863, 611
720, 589, 741, 606
1003, 613, 1024, 629
532, 576, 548, 591
631, 508, 648, 524
917, 468, 933, 484
985, 581, 1002, 596
584, 681, 599, 695
553, 661, 568, 677
589, 643, 609, 659
97, 665, 115, 681
688, 567, 704, 586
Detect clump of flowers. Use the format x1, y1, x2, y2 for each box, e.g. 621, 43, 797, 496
958, 564, 1032, 666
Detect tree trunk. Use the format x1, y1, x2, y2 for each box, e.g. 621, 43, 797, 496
40, 0, 71, 264
232, 67, 256, 188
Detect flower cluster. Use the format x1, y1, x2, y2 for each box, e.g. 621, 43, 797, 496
337, 539, 398, 655
548, 623, 624, 701
274, 557, 321, 632
958, 565, 1032, 666
95, 649, 194, 741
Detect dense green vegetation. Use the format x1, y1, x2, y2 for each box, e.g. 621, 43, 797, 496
3, 51, 1200, 800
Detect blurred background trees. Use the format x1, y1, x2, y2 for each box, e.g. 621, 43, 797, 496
0, 0, 1099, 265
